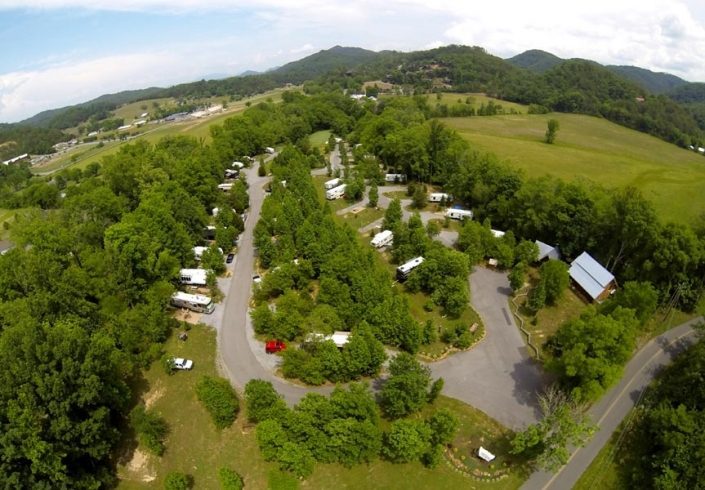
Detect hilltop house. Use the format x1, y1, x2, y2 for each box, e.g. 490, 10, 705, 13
569, 252, 616, 302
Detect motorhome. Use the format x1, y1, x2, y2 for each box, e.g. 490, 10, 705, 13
371, 230, 393, 248
385, 173, 407, 183
428, 192, 451, 203
193, 246, 223, 261
170, 291, 215, 314
325, 184, 346, 200
179, 268, 209, 286
324, 178, 342, 190
445, 208, 474, 220
396, 256, 424, 281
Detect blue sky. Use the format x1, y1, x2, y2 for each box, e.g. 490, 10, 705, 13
2, 0, 705, 123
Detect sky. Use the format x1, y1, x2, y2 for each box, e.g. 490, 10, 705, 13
2, 0, 705, 123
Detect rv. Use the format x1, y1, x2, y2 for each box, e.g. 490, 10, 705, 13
218, 183, 233, 192
396, 256, 424, 281
325, 184, 346, 200
171, 291, 215, 314
446, 208, 473, 220
428, 192, 451, 203
224, 169, 239, 178
371, 230, 393, 248
324, 178, 342, 190
179, 268, 209, 286
203, 225, 216, 240
385, 173, 407, 183
193, 246, 223, 261
304, 331, 351, 348
231, 161, 245, 169
265, 147, 275, 154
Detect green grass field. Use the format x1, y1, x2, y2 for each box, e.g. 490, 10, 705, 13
309, 129, 332, 149
116, 321, 527, 489
33, 89, 289, 176
435, 93, 527, 114
443, 113, 705, 224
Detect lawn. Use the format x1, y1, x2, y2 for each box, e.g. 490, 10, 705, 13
309, 129, 332, 149
338, 207, 385, 230
443, 113, 705, 224
117, 322, 527, 489
0, 207, 29, 240
435, 92, 527, 114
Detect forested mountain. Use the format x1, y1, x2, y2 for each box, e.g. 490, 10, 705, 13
606, 65, 687, 94
669, 82, 705, 103
506, 49, 562, 73
0, 124, 67, 160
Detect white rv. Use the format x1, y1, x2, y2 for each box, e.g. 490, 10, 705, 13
325, 184, 346, 200
193, 246, 223, 261
171, 291, 215, 314
218, 183, 233, 192
324, 178, 342, 190
265, 147, 275, 154
428, 192, 451, 203
446, 208, 473, 220
231, 161, 245, 169
371, 230, 393, 248
179, 268, 209, 286
385, 173, 407, 183
396, 256, 424, 281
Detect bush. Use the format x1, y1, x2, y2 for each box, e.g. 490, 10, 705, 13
218, 467, 244, 490
162, 355, 175, 375
258, 162, 266, 177
164, 471, 190, 490
196, 376, 240, 429
130, 405, 169, 456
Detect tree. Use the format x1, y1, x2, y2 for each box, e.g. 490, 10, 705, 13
545, 119, 560, 144
368, 181, 379, 208
511, 385, 595, 472
382, 419, 432, 463
218, 468, 244, 490
540, 260, 569, 305
528, 277, 547, 312
509, 262, 528, 292
427, 409, 459, 446
603, 281, 658, 325
201, 244, 226, 274
383, 198, 403, 231
277, 442, 315, 478
427, 378, 444, 404
258, 160, 266, 177
245, 380, 288, 423
196, 376, 240, 429
131, 405, 169, 456
412, 184, 426, 209
379, 353, 433, 418
164, 471, 191, 490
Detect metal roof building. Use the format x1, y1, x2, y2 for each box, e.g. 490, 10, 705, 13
569, 252, 615, 302
535, 240, 561, 261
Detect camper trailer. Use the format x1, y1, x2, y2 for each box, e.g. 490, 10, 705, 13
324, 178, 342, 190
428, 192, 451, 203
371, 230, 393, 248
193, 246, 223, 261
396, 256, 424, 281
325, 184, 346, 200
179, 268, 209, 286
265, 147, 275, 154
445, 208, 473, 220
231, 161, 245, 169
218, 183, 233, 192
170, 291, 215, 314
384, 173, 407, 183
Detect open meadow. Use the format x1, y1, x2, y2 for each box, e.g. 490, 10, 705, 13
443, 113, 705, 224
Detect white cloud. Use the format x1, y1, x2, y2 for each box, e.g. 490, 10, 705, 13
290, 43, 314, 54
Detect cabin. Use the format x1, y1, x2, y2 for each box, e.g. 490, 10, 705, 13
569, 252, 616, 302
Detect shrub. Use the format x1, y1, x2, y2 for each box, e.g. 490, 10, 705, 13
218, 468, 244, 490
131, 404, 168, 456
164, 471, 190, 490
196, 376, 240, 429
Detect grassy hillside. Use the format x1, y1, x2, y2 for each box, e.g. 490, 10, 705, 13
443, 113, 705, 224
435, 93, 527, 114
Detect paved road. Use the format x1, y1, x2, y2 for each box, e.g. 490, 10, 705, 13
218, 158, 332, 404
522, 317, 703, 490
431, 267, 546, 429
216, 159, 546, 426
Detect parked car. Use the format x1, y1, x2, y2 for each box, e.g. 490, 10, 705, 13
253, 274, 262, 284
226, 253, 235, 264
265, 340, 286, 354
172, 357, 194, 370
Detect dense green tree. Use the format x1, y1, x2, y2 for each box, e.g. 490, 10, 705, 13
545, 119, 560, 144
131, 405, 169, 456
368, 181, 379, 208
379, 353, 434, 418
383, 198, 403, 231
540, 260, 569, 305
218, 467, 244, 490
164, 471, 191, 490
244, 380, 288, 423
509, 262, 528, 292
382, 419, 432, 463
196, 376, 240, 429
602, 281, 658, 325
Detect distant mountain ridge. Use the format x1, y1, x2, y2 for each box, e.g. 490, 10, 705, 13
507, 49, 689, 95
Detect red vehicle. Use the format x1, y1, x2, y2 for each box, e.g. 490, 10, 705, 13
265, 340, 286, 354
